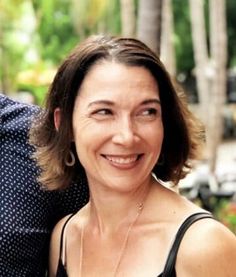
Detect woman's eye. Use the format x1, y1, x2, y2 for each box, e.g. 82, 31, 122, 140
91, 109, 113, 117
140, 108, 158, 116
96, 109, 112, 115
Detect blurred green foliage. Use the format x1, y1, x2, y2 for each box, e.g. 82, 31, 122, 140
215, 200, 236, 234
173, 0, 194, 74
32, 0, 78, 63
227, 0, 236, 68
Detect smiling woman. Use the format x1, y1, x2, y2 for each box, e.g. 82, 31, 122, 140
30, 35, 236, 277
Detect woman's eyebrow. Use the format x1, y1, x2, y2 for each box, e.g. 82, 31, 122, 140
88, 98, 160, 108
141, 99, 161, 105
88, 100, 114, 108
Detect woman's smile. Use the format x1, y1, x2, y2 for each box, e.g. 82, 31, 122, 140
101, 154, 144, 169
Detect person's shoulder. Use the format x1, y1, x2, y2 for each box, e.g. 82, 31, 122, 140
0, 93, 41, 133
0, 93, 40, 124
177, 216, 236, 276
49, 214, 74, 275
52, 214, 74, 237
51, 208, 86, 243
0, 93, 40, 112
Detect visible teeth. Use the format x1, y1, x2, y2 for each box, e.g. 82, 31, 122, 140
106, 155, 138, 164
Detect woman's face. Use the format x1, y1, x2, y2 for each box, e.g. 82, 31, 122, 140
72, 61, 164, 192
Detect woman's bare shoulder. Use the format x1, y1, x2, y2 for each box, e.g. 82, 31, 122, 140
52, 214, 74, 238
177, 217, 236, 276
49, 214, 74, 276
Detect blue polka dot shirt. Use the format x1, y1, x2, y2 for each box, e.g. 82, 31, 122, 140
0, 94, 89, 276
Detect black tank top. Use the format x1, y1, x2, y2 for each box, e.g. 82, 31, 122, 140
56, 212, 213, 277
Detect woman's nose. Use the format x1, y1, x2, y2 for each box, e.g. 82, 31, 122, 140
112, 118, 138, 147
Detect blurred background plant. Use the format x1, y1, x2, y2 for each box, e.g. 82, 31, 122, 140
215, 201, 236, 233
0, 0, 122, 103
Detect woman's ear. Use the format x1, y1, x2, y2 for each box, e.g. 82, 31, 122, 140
54, 108, 61, 131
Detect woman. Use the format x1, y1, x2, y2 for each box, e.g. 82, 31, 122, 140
30, 35, 236, 276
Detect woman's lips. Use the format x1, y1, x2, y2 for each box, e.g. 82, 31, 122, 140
101, 154, 143, 168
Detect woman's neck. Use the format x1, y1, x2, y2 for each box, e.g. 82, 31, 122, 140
84, 176, 155, 235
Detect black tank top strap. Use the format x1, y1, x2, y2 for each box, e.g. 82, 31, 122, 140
58, 213, 77, 261
162, 212, 213, 277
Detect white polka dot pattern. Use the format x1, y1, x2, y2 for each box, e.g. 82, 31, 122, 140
0, 94, 89, 276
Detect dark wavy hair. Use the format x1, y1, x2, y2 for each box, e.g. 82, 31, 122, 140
30, 34, 204, 190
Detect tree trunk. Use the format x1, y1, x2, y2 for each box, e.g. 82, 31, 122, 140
189, 0, 227, 183
160, 0, 176, 76
189, 0, 210, 123
137, 0, 163, 55
207, 0, 227, 173
120, 0, 136, 37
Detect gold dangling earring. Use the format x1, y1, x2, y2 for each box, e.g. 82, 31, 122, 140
65, 150, 75, 166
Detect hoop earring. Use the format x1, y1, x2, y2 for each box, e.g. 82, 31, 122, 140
65, 150, 75, 167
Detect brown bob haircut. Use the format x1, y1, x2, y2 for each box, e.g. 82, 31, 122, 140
30, 34, 204, 190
